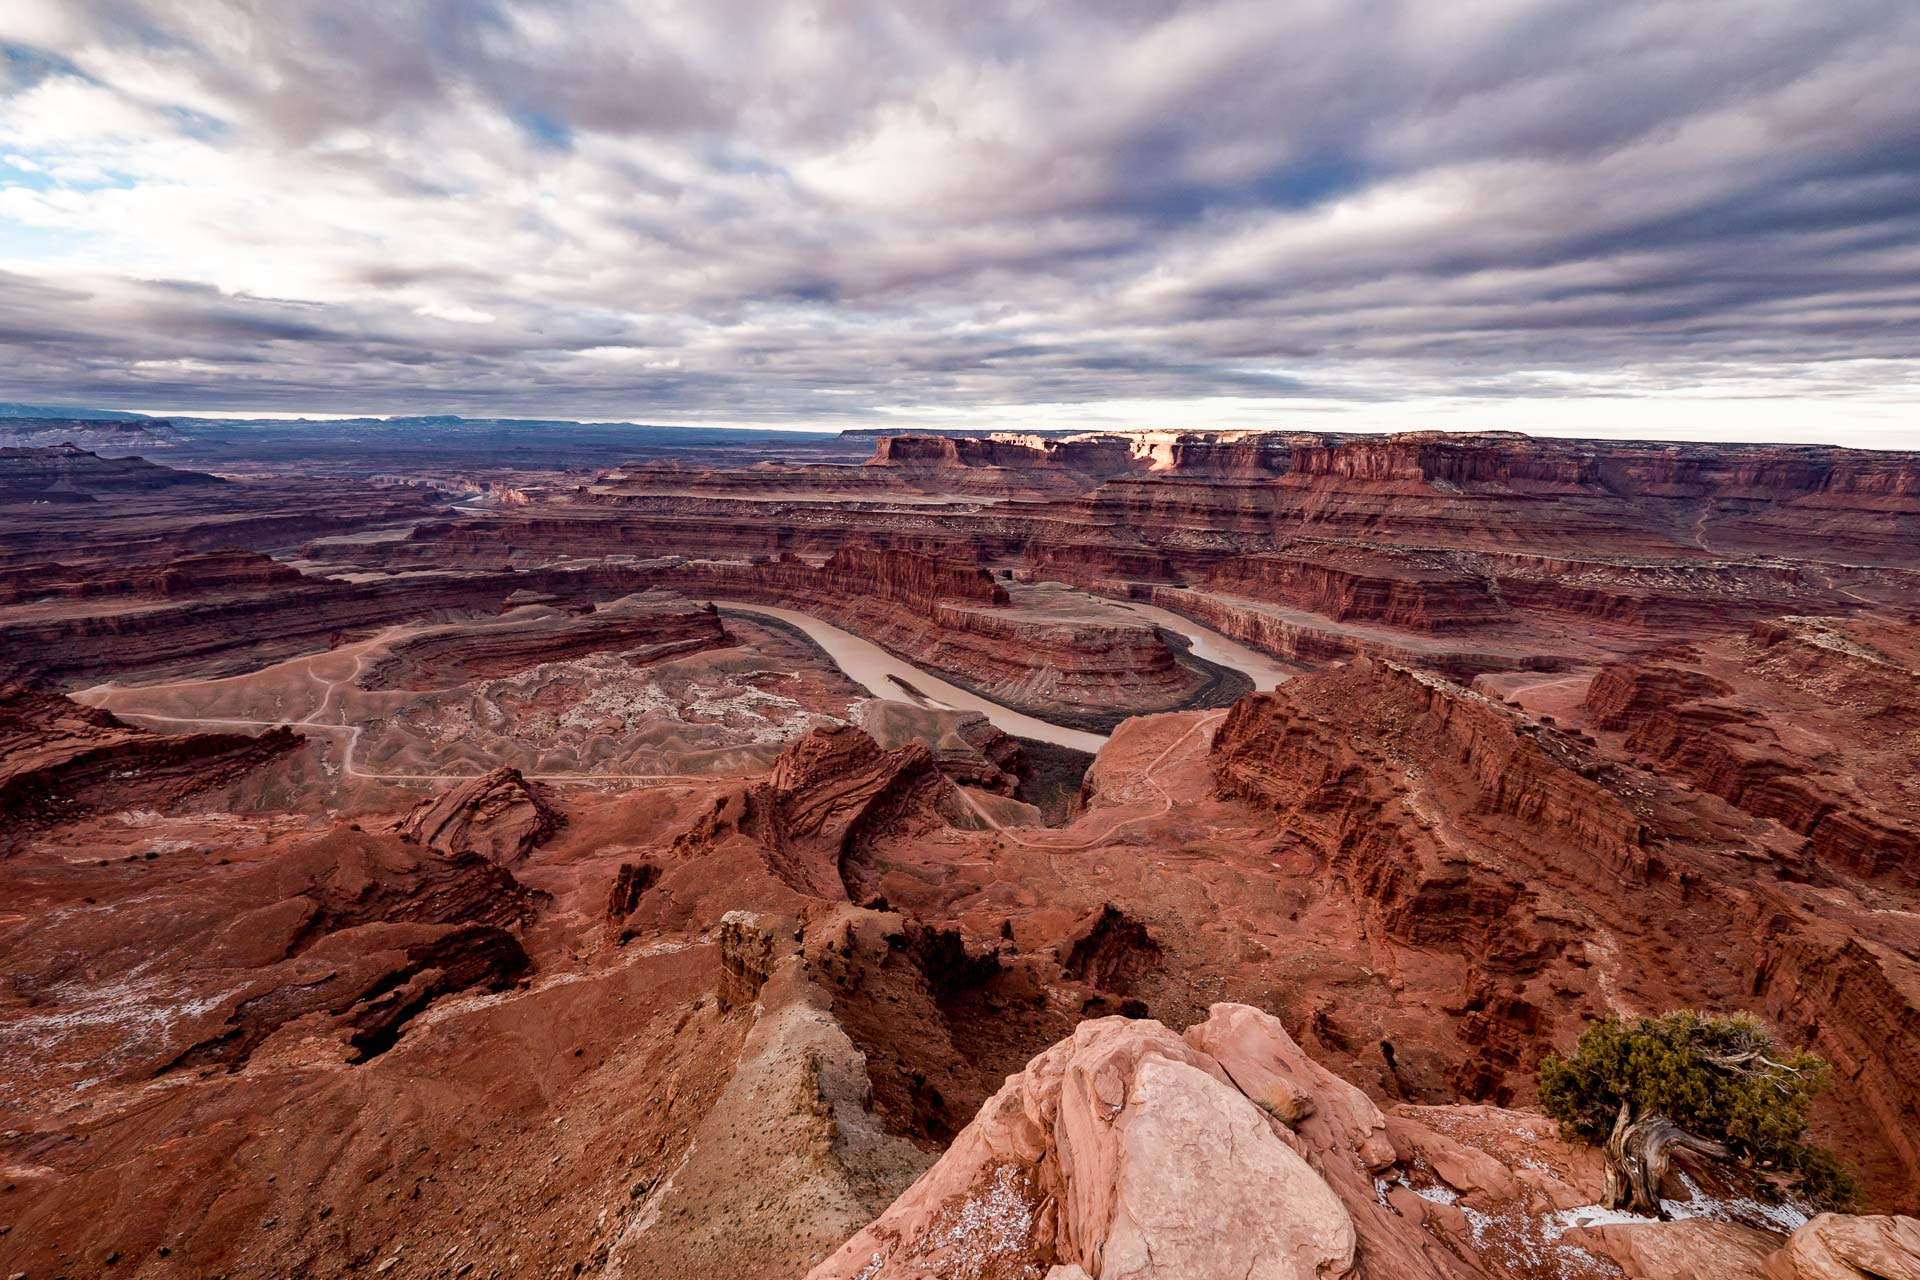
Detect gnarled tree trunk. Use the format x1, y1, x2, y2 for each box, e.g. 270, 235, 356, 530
1601, 1101, 1733, 1216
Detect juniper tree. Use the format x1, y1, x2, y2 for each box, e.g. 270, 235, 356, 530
1537, 1011, 1854, 1214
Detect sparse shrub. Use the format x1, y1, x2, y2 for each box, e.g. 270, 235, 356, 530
1537, 1011, 1855, 1210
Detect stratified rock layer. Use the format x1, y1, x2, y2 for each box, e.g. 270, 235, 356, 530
0, 684, 301, 835
397, 766, 563, 864
1210, 657, 1920, 1198
811, 1003, 1920, 1280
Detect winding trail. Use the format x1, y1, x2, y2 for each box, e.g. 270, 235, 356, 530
93, 703, 724, 785
1690, 500, 1717, 553
77, 593, 1275, 793
1810, 564, 1877, 605
77, 626, 733, 785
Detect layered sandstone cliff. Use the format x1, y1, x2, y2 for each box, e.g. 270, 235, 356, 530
1210, 660, 1920, 1201
656, 724, 978, 905
357, 591, 728, 690
1203, 542, 1512, 632
664, 552, 1214, 726
0, 684, 302, 834
0, 449, 438, 573
0, 443, 223, 502
1583, 616, 1920, 884
0, 548, 304, 606
0, 562, 670, 682
2, 822, 541, 1098
1132, 584, 1561, 679
809, 1003, 1918, 1280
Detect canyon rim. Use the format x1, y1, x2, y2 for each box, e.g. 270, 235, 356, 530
4, 2, 1920, 1277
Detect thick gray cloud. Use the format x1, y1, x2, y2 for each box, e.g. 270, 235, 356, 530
0, 0, 1916, 443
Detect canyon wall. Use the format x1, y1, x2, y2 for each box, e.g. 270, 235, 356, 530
1202, 543, 1512, 632
667, 551, 1210, 726
1133, 584, 1561, 678
1211, 659, 1920, 1196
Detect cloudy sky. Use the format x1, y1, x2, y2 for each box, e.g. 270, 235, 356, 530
2, 1, 1917, 444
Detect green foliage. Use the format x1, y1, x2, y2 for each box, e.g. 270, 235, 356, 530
1537, 1011, 1856, 1209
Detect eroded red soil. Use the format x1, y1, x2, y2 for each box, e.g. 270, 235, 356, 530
2, 429, 1917, 1278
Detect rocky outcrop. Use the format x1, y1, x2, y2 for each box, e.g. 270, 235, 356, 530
396, 766, 562, 864
0, 684, 302, 834
1585, 619, 1920, 883
1576, 1213, 1920, 1280
0, 548, 304, 606
358, 590, 728, 689
0, 443, 223, 502
607, 860, 660, 920
1573, 1218, 1780, 1279
853, 701, 1025, 792
1288, 434, 1599, 487
1271, 434, 1920, 564
903, 432, 1906, 564
1023, 542, 1183, 591
601, 911, 935, 1279
1486, 553, 1831, 630
806, 1006, 1381, 1280
1747, 923, 1920, 1196
1764, 1213, 1920, 1280
3, 826, 541, 1092
1584, 656, 1734, 729
811, 1003, 1920, 1280
1213, 661, 1656, 958
1127, 430, 1302, 477
868, 432, 1138, 482
1057, 904, 1160, 997
672, 725, 972, 904
1082, 474, 1295, 538
596, 899, 1086, 1278
1203, 543, 1511, 632
1209, 661, 1679, 1102
869, 429, 1302, 482
759, 725, 965, 901
1250, 435, 1694, 554
1749, 616, 1920, 725
1131, 584, 1561, 680
804, 546, 1010, 606
1242, 660, 1649, 866
717, 909, 796, 1008
1209, 658, 1920, 1199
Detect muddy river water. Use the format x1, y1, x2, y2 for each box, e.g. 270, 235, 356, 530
721, 598, 1290, 754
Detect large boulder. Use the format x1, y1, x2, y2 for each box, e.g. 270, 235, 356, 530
1574, 1218, 1781, 1280
1765, 1214, 1920, 1280
396, 765, 561, 864
807, 1004, 1481, 1279
1574, 1212, 1920, 1280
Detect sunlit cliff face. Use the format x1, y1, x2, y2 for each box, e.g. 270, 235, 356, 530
2, 1, 1918, 443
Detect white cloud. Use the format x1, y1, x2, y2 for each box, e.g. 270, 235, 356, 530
0, 0, 1913, 445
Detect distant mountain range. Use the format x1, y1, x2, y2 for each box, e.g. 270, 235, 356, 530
0, 418, 188, 454
0, 402, 152, 420
0, 404, 861, 472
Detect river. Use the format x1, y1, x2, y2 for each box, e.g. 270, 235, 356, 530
720, 598, 1290, 754
1102, 598, 1295, 692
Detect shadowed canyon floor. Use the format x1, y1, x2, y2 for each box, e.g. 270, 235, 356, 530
2, 426, 1918, 1278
